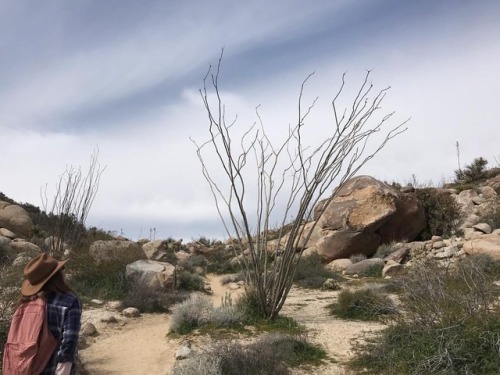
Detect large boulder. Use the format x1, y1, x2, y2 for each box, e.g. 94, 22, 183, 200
316, 176, 397, 231
89, 240, 146, 263
463, 233, 500, 260
378, 193, 425, 243
142, 240, 169, 261
315, 230, 381, 263
125, 260, 176, 291
485, 175, 500, 194
0, 202, 33, 238
311, 176, 425, 262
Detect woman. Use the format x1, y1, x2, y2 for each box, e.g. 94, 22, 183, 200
20, 253, 82, 375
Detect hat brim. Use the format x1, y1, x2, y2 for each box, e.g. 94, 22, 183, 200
21, 259, 68, 296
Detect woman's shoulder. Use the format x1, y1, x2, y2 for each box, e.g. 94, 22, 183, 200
46, 291, 81, 307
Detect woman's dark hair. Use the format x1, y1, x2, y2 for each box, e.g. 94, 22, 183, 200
42, 270, 73, 294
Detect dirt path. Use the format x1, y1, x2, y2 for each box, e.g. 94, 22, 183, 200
80, 275, 383, 374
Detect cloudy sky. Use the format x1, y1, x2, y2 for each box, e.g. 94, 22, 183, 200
1, 0, 499, 240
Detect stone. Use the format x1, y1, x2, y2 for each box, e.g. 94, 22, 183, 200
107, 301, 124, 311
463, 234, 500, 260
473, 223, 492, 234
91, 299, 104, 306
325, 258, 353, 272
175, 341, 192, 360
383, 247, 410, 264
463, 228, 483, 240
432, 241, 446, 249
0, 228, 16, 239
125, 260, 176, 291
382, 262, 405, 277
89, 240, 146, 263
485, 175, 500, 194
142, 240, 169, 261
80, 322, 98, 337
478, 186, 497, 199
100, 314, 118, 323
0, 203, 33, 237
122, 307, 141, 318
315, 230, 381, 263
344, 258, 385, 276
10, 241, 41, 256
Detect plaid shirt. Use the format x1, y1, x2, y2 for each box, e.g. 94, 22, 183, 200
41, 292, 82, 375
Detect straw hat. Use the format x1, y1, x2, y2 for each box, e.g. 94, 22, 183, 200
21, 253, 68, 296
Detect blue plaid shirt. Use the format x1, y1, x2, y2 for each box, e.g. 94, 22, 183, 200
41, 292, 82, 375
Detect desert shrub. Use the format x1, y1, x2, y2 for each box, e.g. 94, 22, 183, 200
349, 256, 500, 374
205, 248, 241, 274
123, 283, 189, 313
414, 187, 461, 239
170, 294, 213, 334
70, 253, 130, 301
178, 254, 208, 271
349, 254, 367, 263
454, 157, 490, 185
209, 302, 245, 329
328, 287, 397, 321
293, 253, 345, 289
372, 242, 400, 259
360, 262, 384, 278
177, 271, 205, 291
173, 333, 325, 375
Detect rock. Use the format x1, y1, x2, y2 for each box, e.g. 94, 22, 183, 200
462, 214, 481, 228
434, 246, 459, 259
107, 301, 124, 311
317, 176, 397, 231
383, 247, 410, 264
228, 282, 240, 290
382, 262, 406, 277
315, 230, 381, 263
100, 314, 118, 323
485, 175, 500, 194
80, 322, 98, 337
175, 341, 192, 360
478, 186, 497, 199
378, 193, 426, 243
344, 258, 385, 276
325, 258, 353, 272
12, 255, 32, 267
456, 190, 478, 206
10, 241, 41, 256
89, 240, 146, 263
122, 307, 141, 318
463, 234, 500, 260
473, 223, 492, 234
125, 260, 176, 291
142, 240, 169, 261
463, 228, 483, 240
91, 299, 104, 306
0, 203, 33, 238
471, 196, 486, 205
432, 241, 446, 249
0, 228, 16, 239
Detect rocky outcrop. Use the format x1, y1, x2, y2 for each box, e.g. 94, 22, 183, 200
142, 240, 169, 261
308, 176, 425, 262
463, 233, 500, 260
0, 202, 33, 238
89, 240, 146, 263
485, 175, 500, 194
125, 260, 176, 291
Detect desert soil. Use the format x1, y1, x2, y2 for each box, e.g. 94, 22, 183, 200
80, 275, 385, 374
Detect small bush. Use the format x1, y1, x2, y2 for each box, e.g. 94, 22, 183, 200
454, 157, 489, 185
349, 256, 500, 374
414, 187, 461, 239
205, 249, 241, 274
177, 271, 205, 291
70, 253, 130, 301
329, 287, 397, 321
170, 294, 213, 334
293, 253, 345, 289
123, 283, 189, 313
172, 333, 326, 375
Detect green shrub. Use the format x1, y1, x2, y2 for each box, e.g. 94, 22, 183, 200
70, 253, 130, 301
177, 271, 205, 291
414, 187, 461, 239
123, 283, 189, 313
349, 256, 500, 374
328, 287, 397, 321
293, 253, 345, 289
205, 248, 241, 274
454, 157, 489, 184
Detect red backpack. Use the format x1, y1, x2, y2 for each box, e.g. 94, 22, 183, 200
2, 297, 59, 375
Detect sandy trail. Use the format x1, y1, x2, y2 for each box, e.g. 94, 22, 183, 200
80, 275, 382, 374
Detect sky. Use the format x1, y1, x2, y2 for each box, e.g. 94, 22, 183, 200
1, 0, 499, 241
